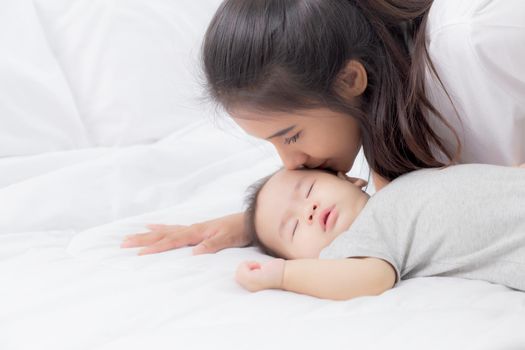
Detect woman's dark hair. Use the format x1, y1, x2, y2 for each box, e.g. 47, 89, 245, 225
202, 0, 460, 181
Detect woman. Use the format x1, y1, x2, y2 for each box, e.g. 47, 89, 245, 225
121, 0, 525, 255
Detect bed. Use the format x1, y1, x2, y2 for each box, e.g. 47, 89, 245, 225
2, 1, 525, 349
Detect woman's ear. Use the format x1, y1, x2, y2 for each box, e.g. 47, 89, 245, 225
336, 60, 368, 98
337, 172, 368, 189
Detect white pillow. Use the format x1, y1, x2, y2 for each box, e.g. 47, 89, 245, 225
33, 0, 223, 147
0, 0, 90, 157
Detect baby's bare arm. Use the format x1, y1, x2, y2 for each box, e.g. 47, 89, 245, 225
282, 258, 396, 301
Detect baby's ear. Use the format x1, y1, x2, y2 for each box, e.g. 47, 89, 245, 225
337, 172, 368, 189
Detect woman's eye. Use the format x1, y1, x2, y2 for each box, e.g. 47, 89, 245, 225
284, 131, 301, 145
306, 181, 315, 198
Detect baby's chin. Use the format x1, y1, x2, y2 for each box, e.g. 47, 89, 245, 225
287, 248, 324, 260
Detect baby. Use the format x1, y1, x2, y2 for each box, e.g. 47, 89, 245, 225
236, 164, 525, 300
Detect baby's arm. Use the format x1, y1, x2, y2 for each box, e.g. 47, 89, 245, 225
236, 258, 396, 301
283, 258, 395, 300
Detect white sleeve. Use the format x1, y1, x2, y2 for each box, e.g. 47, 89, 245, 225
425, 0, 525, 166
468, 1, 525, 105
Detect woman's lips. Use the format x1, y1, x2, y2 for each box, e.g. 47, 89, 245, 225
306, 160, 329, 170
319, 161, 329, 169
319, 205, 337, 232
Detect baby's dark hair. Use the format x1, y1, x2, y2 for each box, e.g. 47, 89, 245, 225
244, 172, 282, 258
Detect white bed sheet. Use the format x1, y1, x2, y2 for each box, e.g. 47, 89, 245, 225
1, 120, 525, 350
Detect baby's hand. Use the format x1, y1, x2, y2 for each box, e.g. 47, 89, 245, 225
236, 259, 286, 292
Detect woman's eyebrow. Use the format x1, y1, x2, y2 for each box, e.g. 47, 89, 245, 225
266, 125, 295, 140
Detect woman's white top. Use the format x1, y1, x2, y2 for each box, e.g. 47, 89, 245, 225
425, 0, 525, 166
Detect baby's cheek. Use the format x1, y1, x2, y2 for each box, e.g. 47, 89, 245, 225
302, 241, 325, 259
318, 236, 336, 255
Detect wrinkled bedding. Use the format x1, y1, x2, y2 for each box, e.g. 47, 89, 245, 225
1, 0, 525, 348
1, 121, 525, 350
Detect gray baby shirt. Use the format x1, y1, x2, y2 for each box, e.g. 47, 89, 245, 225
320, 164, 525, 290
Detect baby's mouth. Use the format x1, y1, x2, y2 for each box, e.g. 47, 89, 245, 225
319, 205, 336, 232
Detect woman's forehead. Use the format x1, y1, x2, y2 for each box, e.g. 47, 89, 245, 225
230, 107, 291, 120
231, 115, 293, 139
231, 106, 335, 123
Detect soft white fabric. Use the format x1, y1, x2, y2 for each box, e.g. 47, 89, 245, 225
32, 0, 223, 147
426, 0, 525, 166
2, 0, 525, 348
0, 0, 223, 157
1, 120, 524, 350
0, 0, 90, 157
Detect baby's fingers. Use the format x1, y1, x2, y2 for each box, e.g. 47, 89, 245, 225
235, 261, 263, 292
239, 261, 261, 271
248, 262, 261, 270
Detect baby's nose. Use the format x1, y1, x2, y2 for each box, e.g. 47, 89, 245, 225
306, 203, 319, 225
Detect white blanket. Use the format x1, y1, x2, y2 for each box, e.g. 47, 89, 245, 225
1, 0, 525, 348
1, 120, 525, 350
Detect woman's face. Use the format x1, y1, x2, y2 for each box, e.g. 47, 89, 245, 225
231, 108, 362, 173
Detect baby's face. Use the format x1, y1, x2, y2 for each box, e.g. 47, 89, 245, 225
255, 169, 369, 259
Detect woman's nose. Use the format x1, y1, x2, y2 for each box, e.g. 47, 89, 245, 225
278, 149, 308, 170
305, 203, 319, 225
